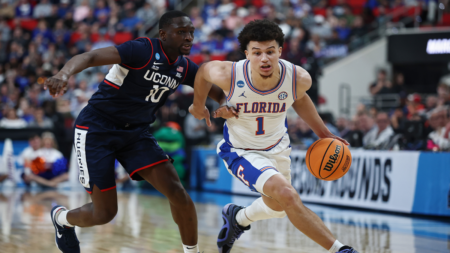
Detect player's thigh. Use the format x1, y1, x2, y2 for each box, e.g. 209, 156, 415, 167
115, 130, 188, 201
116, 130, 170, 181
270, 148, 293, 184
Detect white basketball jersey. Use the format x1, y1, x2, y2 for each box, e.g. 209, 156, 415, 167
224, 59, 298, 150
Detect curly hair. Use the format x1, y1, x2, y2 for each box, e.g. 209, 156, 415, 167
237, 19, 285, 52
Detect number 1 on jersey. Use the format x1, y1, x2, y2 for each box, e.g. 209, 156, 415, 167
256, 117, 265, 135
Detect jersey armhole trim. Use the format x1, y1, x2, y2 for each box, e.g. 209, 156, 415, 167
181, 58, 189, 84
120, 37, 153, 70
292, 64, 298, 100
226, 62, 236, 102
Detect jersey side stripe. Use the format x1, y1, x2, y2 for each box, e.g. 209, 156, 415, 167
120, 37, 153, 70
292, 64, 298, 100
226, 62, 236, 101
104, 79, 120, 89
244, 60, 286, 95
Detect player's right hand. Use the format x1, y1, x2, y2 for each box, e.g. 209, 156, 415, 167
43, 75, 68, 98
189, 104, 212, 127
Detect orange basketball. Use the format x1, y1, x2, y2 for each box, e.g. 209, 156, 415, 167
305, 138, 352, 181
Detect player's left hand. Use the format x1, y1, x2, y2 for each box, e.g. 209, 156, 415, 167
323, 134, 350, 146
189, 104, 212, 127
213, 105, 239, 119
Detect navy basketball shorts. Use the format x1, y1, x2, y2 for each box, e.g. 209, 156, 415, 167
216, 137, 292, 196
73, 105, 169, 194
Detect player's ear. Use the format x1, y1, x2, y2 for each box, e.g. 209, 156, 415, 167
278, 46, 282, 57
159, 29, 166, 41
244, 50, 249, 59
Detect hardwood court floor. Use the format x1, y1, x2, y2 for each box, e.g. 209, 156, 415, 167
0, 189, 449, 253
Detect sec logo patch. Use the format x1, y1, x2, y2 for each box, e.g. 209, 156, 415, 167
278, 92, 288, 100
237, 80, 245, 88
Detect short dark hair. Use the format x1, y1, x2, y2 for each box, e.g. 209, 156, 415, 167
159, 10, 189, 30
237, 19, 285, 52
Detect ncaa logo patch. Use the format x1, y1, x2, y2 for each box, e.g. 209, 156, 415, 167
155, 53, 160, 60
278, 91, 288, 100
237, 80, 245, 88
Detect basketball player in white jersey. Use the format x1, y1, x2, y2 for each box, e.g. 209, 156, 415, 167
189, 20, 359, 253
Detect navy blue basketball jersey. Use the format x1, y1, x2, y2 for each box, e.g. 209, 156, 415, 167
88, 37, 199, 126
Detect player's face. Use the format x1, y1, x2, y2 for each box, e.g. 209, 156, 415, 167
245, 40, 282, 79
163, 17, 195, 55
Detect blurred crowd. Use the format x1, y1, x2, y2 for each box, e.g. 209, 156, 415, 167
0, 0, 449, 188
287, 69, 450, 151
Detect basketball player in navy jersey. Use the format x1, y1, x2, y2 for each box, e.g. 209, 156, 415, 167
190, 20, 359, 253
44, 11, 235, 253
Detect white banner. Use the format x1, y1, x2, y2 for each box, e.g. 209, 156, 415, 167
291, 150, 420, 213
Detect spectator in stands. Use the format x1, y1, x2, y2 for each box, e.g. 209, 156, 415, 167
335, 18, 351, 42
315, 113, 340, 137
363, 111, 394, 149
33, 0, 53, 19
74, 0, 91, 22
390, 106, 407, 133
0, 107, 27, 128
243, 6, 263, 24
369, 69, 392, 95
15, 0, 33, 19
21, 134, 42, 174
295, 117, 318, 147
120, 9, 142, 31
392, 72, 407, 97
306, 33, 326, 56
437, 83, 450, 106
427, 106, 450, 151
344, 117, 364, 147
285, 38, 304, 65
225, 8, 243, 30
311, 15, 332, 39
29, 107, 53, 128
136, 2, 157, 24
336, 117, 350, 137
94, 0, 110, 20
357, 110, 374, 133
0, 1, 14, 19
217, 0, 236, 19
349, 16, 367, 42
23, 132, 68, 188
426, 95, 438, 112
17, 97, 34, 123
405, 93, 425, 119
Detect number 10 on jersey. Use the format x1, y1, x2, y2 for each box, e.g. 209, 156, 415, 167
145, 85, 170, 103
256, 117, 265, 135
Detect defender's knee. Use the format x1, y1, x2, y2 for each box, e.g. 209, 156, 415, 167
167, 183, 191, 207
94, 207, 117, 225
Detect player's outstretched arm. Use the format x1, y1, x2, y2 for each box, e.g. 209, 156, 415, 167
292, 66, 349, 145
44, 46, 121, 98
190, 61, 233, 126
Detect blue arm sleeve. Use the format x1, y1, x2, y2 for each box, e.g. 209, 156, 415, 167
115, 37, 153, 68
182, 58, 199, 87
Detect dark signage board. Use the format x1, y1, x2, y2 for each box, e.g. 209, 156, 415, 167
388, 31, 450, 64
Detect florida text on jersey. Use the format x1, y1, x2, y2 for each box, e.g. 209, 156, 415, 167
88, 37, 199, 126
